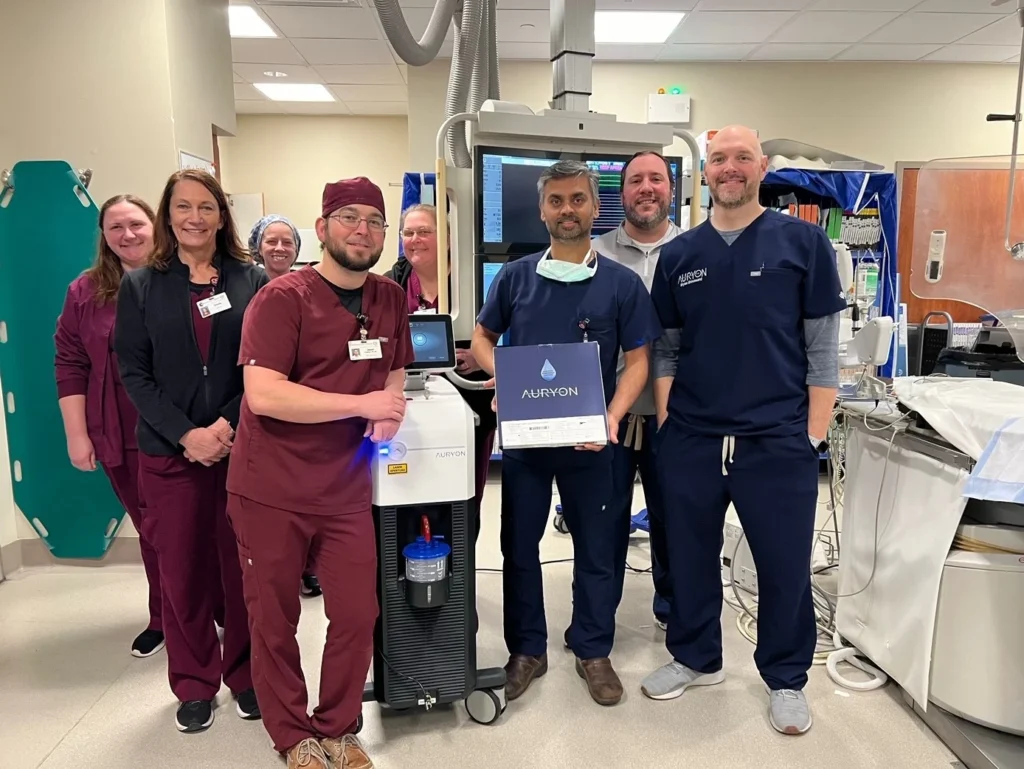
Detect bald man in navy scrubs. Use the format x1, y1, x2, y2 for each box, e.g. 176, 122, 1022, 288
227, 178, 413, 769
472, 160, 662, 708
641, 126, 845, 736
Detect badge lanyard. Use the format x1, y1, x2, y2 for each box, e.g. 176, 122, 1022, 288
349, 312, 383, 361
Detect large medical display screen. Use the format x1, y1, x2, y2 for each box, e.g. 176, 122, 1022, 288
477, 147, 681, 255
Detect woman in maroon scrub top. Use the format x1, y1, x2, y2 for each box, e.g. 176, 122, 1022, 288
383, 204, 495, 537
54, 194, 165, 658
227, 177, 412, 769
114, 169, 269, 735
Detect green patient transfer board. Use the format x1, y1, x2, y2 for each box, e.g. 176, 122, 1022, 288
0, 160, 126, 558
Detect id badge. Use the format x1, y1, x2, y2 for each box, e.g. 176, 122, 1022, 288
413, 308, 438, 315
197, 293, 232, 318
349, 339, 383, 360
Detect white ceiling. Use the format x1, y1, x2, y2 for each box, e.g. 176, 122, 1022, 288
232, 0, 1022, 116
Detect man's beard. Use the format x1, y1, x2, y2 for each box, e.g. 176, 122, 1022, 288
625, 198, 670, 230
547, 216, 590, 244
325, 237, 382, 272
710, 178, 756, 210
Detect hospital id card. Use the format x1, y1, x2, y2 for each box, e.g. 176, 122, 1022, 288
196, 293, 231, 318
349, 339, 383, 360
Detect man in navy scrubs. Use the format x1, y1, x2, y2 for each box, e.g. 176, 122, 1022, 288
593, 150, 680, 632
642, 126, 844, 735
472, 160, 662, 707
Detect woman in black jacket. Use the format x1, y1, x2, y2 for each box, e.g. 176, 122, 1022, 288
115, 169, 268, 735
384, 204, 496, 540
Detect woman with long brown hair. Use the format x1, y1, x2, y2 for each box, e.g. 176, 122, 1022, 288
54, 194, 165, 659
115, 169, 268, 734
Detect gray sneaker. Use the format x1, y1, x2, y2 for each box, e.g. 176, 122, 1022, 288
640, 661, 725, 701
768, 689, 812, 735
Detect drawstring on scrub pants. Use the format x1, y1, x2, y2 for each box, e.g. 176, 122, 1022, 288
624, 414, 644, 451
721, 436, 736, 476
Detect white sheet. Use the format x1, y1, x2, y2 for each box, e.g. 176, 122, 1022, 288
835, 426, 969, 709
963, 416, 1024, 504
891, 376, 1024, 460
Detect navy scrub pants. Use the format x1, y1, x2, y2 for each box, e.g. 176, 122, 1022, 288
500, 448, 617, 661
657, 425, 819, 691
610, 414, 672, 624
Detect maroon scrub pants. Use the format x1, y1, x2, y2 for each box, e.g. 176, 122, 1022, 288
227, 494, 377, 754
103, 449, 162, 632
138, 453, 251, 702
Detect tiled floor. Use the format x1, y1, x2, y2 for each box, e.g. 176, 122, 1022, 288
0, 480, 955, 769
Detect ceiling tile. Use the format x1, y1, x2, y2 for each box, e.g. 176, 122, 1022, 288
867, 13, 997, 44
914, 0, 1015, 12
748, 42, 849, 60
957, 15, 1023, 46
283, 102, 354, 116
595, 43, 666, 60
670, 11, 794, 44
233, 71, 244, 83
398, 64, 408, 82
808, 0, 918, 10
231, 38, 306, 65
397, 8, 454, 40
397, 0, 443, 7
234, 83, 264, 100
315, 64, 406, 85
772, 11, 900, 44
235, 100, 287, 115
924, 44, 1023, 62
597, 0, 698, 8
695, 0, 811, 9
494, 41, 550, 59
233, 63, 323, 82
496, 10, 550, 43
259, 6, 380, 40
657, 43, 758, 60
330, 84, 408, 102
345, 101, 410, 115
293, 38, 396, 64
837, 43, 942, 60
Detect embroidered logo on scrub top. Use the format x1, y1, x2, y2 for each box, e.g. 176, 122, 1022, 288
540, 359, 557, 381
678, 267, 708, 288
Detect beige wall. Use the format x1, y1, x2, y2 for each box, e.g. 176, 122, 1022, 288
165, 0, 237, 163
219, 115, 410, 274
0, 0, 235, 556
408, 60, 1022, 171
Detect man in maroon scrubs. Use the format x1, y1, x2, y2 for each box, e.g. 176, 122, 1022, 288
227, 178, 413, 769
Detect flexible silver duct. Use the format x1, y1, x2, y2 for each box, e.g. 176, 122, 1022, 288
371, 0, 458, 67
486, 0, 500, 100
444, 0, 484, 167
468, 0, 491, 113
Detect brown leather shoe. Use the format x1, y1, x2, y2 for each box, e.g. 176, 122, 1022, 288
320, 734, 373, 769
576, 657, 623, 706
286, 738, 330, 769
504, 653, 548, 700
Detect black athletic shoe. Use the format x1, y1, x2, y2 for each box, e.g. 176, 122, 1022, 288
130, 629, 165, 658
235, 688, 261, 720
176, 700, 214, 733
300, 573, 323, 598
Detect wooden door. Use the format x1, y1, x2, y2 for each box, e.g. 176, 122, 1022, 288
898, 165, 1024, 324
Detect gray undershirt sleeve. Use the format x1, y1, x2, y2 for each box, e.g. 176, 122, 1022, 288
805, 312, 841, 388
653, 328, 681, 380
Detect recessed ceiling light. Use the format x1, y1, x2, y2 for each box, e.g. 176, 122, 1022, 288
229, 6, 277, 38
520, 23, 535, 29
263, 70, 288, 78
594, 11, 685, 44
254, 83, 335, 102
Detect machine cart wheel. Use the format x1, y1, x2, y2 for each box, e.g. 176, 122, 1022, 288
465, 687, 506, 725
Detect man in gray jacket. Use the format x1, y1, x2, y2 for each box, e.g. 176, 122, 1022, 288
592, 150, 680, 630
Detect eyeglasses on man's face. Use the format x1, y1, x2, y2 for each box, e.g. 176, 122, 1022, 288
329, 211, 388, 233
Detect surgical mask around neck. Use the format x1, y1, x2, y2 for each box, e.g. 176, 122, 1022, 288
536, 248, 597, 283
